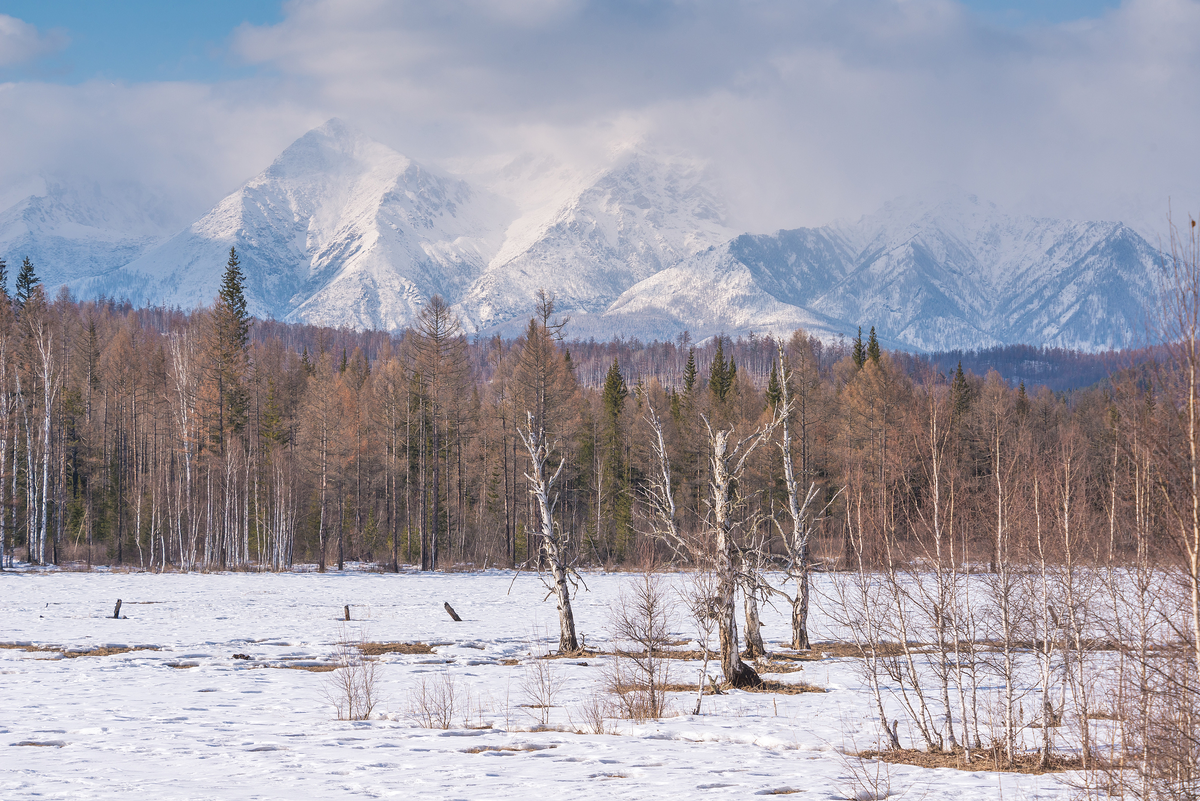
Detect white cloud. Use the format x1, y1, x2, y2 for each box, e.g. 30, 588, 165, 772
0, 14, 67, 67
2, 1, 1200, 240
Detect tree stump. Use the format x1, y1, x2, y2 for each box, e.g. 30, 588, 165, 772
113, 599, 122, 619
443, 602, 462, 622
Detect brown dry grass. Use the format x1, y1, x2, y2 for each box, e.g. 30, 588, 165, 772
743, 679, 825, 695
273, 664, 337, 672
858, 748, 1085, 774
357, 642, 434, 655
538, 648, 604, 660
463, 744, 558, 754
661, 679, 824, 695
0, 643, 158, 658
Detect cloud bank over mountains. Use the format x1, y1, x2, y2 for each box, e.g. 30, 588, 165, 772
0, 0, 1199, 240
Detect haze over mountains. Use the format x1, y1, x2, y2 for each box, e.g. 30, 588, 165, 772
0, 119, 1161, 352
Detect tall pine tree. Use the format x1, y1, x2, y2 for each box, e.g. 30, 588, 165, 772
683, 348, 698, 395
766, 361, 782, 409
15, 257, 37, 309
866, 326, 881, 364
710, 338, 733, 403
218, 247, 250, 350
852, 326, 866, 369
210, 246, 252, 449
0, 256, 7, 299
951, 361, 972, 418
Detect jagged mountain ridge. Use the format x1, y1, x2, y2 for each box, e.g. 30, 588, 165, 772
600, 193, 1159, 351
0, 121, 1163, 352
108, 119, 508, 330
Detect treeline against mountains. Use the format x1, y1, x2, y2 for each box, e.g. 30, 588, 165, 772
913, 343, 1160, 392
0, 250, 1188, 576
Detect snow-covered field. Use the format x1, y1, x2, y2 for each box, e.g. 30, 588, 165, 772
1, 568, 1072, 800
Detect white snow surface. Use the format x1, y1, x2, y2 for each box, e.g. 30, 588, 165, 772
1, 568, 1073, 800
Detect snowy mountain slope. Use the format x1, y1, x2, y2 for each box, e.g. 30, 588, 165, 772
3, 121, 1163, 352
112, 119, 510, 330
458, 151, 738, 331
600, 192, 1160, 351
598, 245, 847, 343
996, 222, 1160, 350
0, 181, 173, 292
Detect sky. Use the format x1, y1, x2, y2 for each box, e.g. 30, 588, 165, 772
0, 0, 1193, 238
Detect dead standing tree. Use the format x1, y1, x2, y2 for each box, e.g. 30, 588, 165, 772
774, 342, 837, 651
519, 411, 580, 654
643, 404, 780, 688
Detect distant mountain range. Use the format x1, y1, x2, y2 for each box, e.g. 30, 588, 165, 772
0, 119, 1162, 352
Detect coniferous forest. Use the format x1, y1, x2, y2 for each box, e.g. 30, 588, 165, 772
0, 244, 1194, 584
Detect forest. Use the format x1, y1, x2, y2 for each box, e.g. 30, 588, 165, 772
0, 248, 1188, 580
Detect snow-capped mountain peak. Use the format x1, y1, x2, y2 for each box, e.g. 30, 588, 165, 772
0, 122, 1164, 352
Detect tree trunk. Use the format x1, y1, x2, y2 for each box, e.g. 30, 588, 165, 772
520, 413, 579, 654
791, 561, 811, 651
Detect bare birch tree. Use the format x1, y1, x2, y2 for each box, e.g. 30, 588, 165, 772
519, 410, 580, 654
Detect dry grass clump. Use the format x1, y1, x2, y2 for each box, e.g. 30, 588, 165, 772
463, 743, 557, 754
739, 679, 825, 695
537, 647, 602, 660
277, 664, 337, 672
755, 659, 809, 675
858, 748, 1085, 774
0, 643, 159, 658
357, 642, 433, 655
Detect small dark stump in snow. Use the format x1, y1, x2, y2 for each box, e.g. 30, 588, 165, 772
444, 602, 462, 622
112, 599, 122, 619
232, 653, 251, 660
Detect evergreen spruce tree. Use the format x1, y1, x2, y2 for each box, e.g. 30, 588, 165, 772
601, 358, 628, 421
866, 326, 881, 364
951, 361, 972, 418
1016, 380, 1029, 417
683, 348, 698, 395
217, 247, 249, 349
210, 246, 252, 448
15, 257, 37, 309
766, 361, 782, 409
0, 256, 7, 299
852, 326, 866, 369
710, 338, 732, 403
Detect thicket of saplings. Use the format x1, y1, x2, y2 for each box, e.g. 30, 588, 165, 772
2, 243, 1200, 796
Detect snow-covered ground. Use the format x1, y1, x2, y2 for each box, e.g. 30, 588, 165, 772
1, 568, 1073, 800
